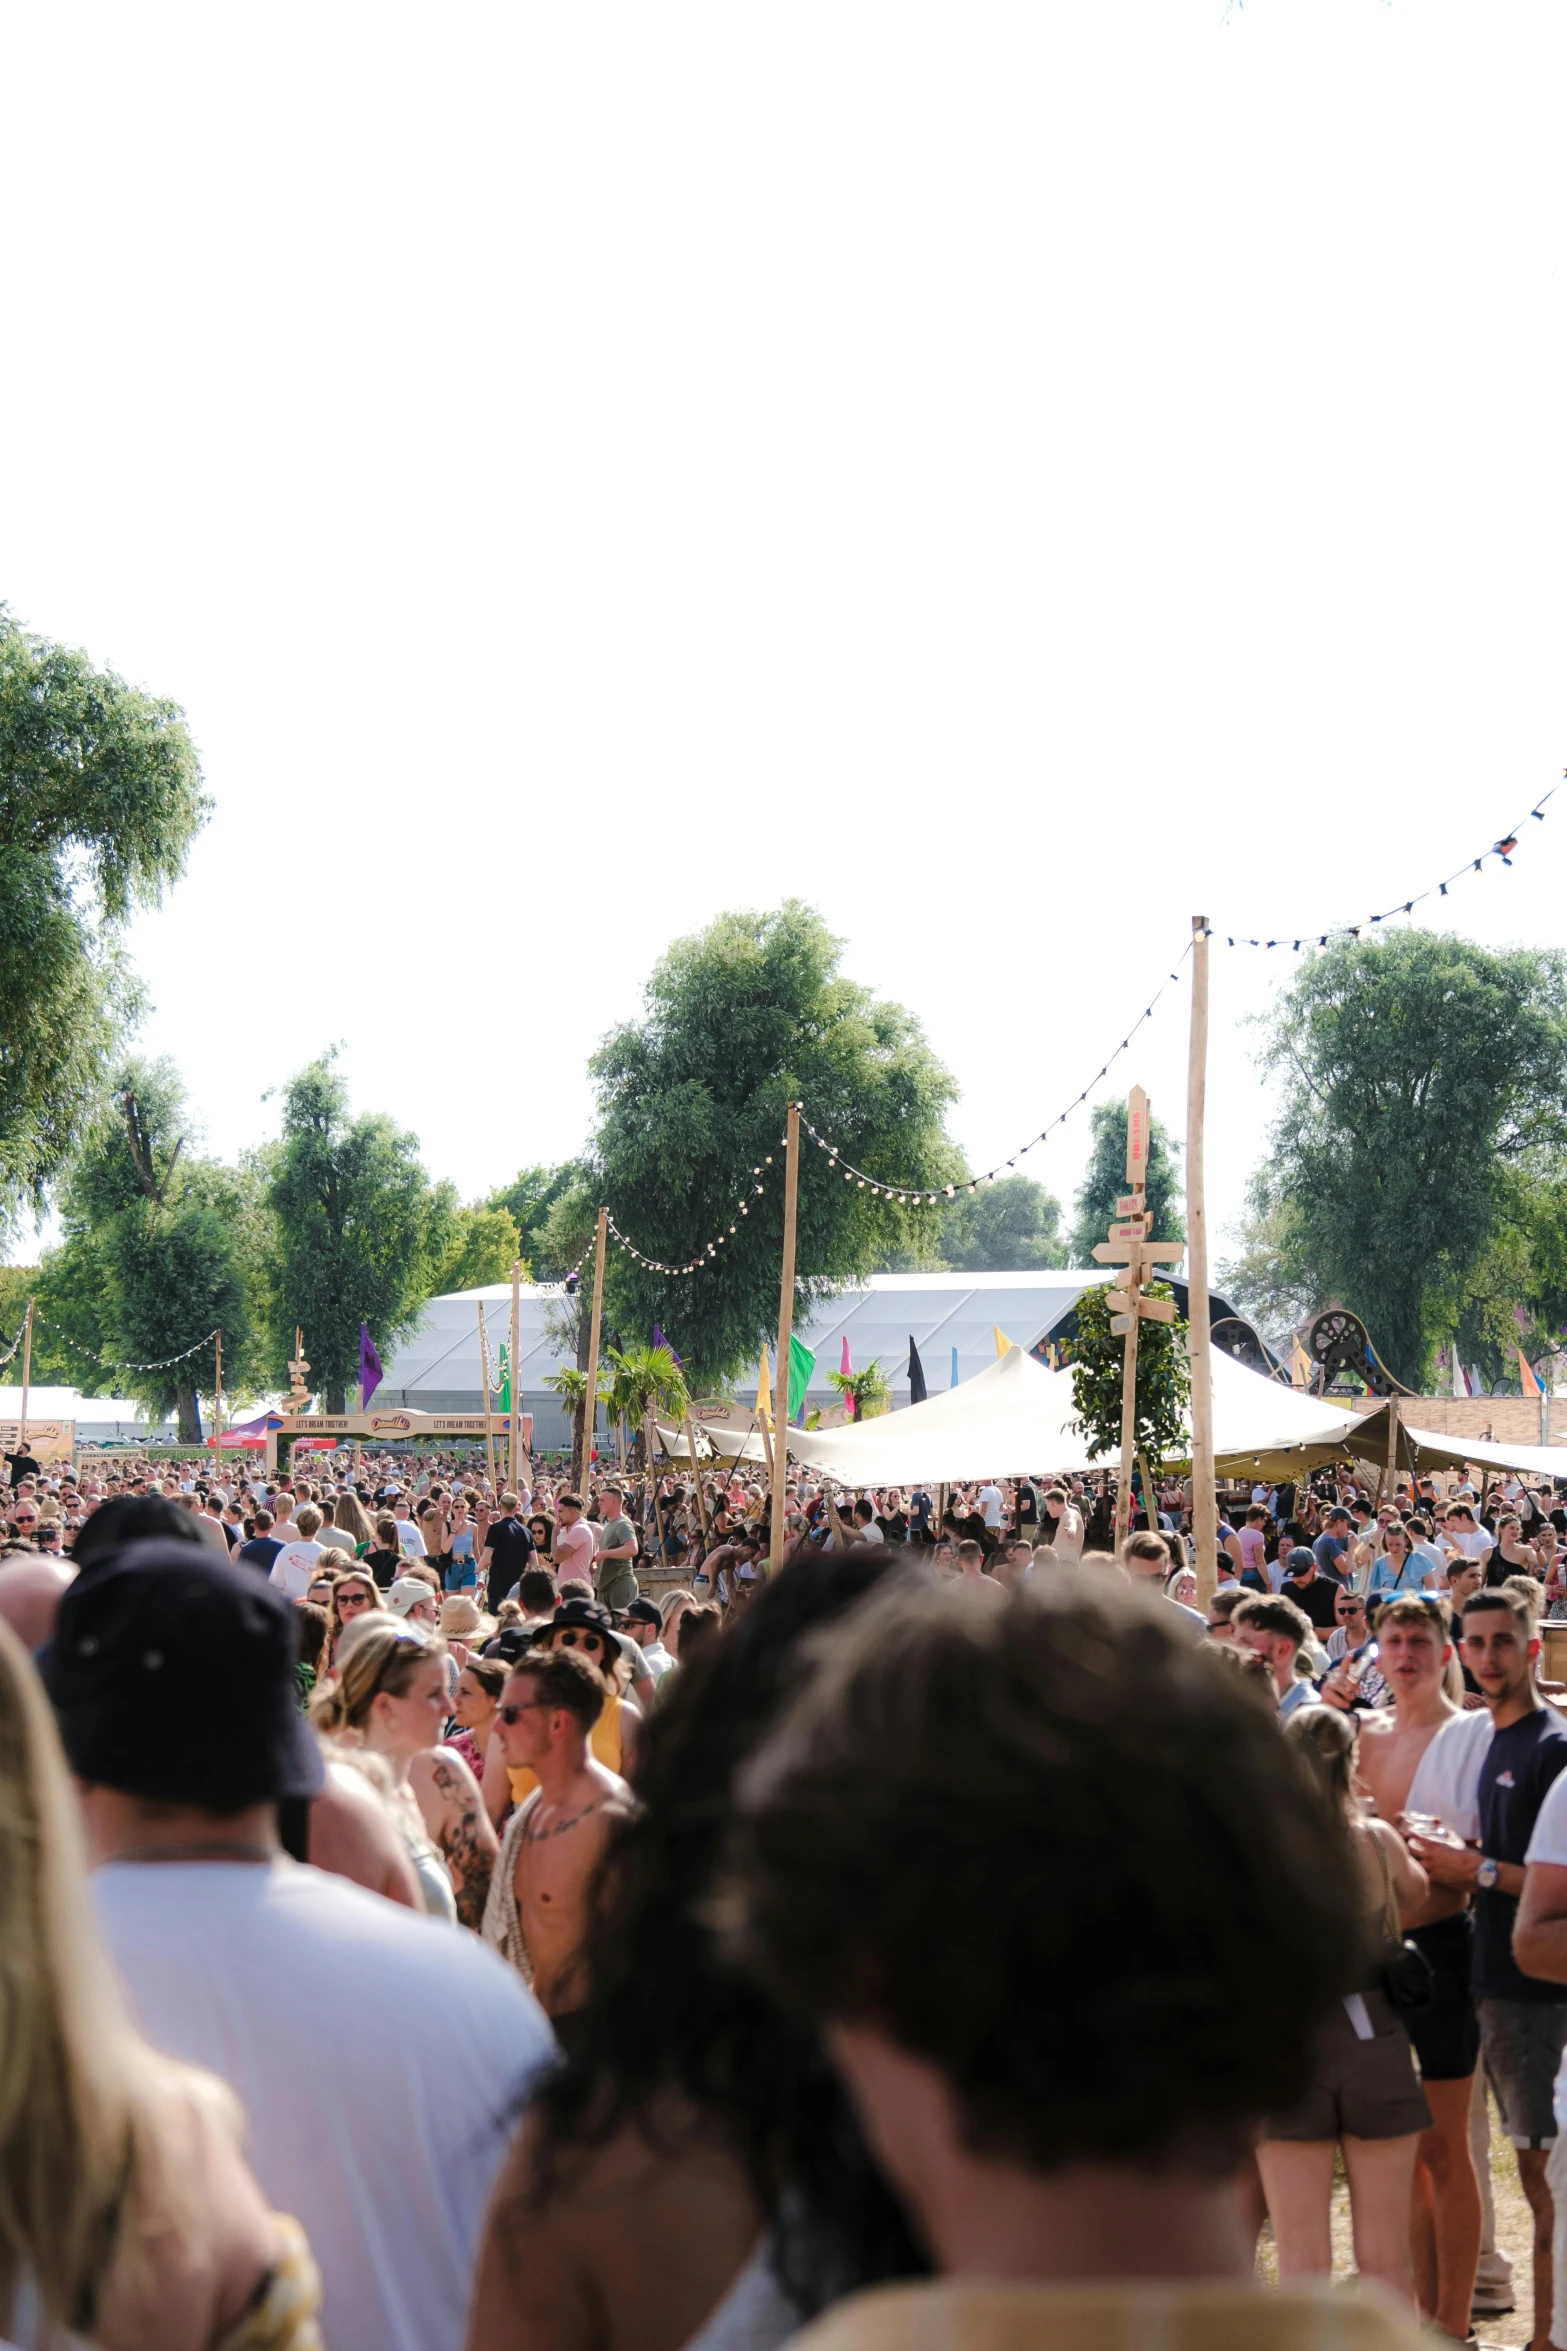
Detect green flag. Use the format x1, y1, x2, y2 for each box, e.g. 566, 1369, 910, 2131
497, 1341, 511, 1416
788, 1334, 815, 1422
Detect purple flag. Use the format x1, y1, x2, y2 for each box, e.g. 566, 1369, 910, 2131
653, 1323, 684, 1368
359, 1322, 384, 1409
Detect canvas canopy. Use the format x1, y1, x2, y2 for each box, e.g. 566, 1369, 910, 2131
780, 1345, 1376, 1485
655, 1418, 771, 1466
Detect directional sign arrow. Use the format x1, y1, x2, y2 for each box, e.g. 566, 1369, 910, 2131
1110, 1313, 1135, 1336
1137, 1295, 1177, 1323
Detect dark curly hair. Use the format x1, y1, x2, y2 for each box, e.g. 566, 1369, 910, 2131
528, 1545, 929, 2316
732, 1572, 1365, 2177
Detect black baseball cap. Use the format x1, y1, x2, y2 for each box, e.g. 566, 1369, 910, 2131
623, 1597, 662, 1626
43, 1538, 324, 1809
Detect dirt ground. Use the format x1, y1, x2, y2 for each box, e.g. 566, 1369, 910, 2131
1256, 2093, 1540, 2345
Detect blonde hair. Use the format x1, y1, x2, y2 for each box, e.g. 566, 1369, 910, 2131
324, 1493, 374, 1550
0, 1621, 235, 2335
310, 1619, 444, 1738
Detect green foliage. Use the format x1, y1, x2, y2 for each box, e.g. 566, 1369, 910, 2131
1216, 1184, 1317, 1335
1247, 931, 1567, 1387
827, 1359, 892, 1419
604, 1343, 690, 1436
32, 1061, 264, 1436
428, 1202, 524, 1294
1061, 1280, 1191, 1463
267, 1056, 455, 1411
1067, 1100, 1185, 1267
0, 609, 208, 1223
937, 1175, 1066, 1271
488, 1164, 579, 1278
587, 901, 962, 1385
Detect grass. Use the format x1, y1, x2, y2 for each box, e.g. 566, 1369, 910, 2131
1256, 2094, 1538, 2345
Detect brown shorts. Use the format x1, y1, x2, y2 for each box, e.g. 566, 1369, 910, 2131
1266, 1991, 1432, 2143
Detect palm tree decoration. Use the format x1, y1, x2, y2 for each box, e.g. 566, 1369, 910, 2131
604, 1343, 691, 1467
826, 1358, 891, 1421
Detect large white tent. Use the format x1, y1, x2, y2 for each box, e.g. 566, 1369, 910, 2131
779, 1345, 1372, 1484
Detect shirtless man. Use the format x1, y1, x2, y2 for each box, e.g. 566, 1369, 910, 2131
482, 1647, 633, 2019
955, 1537, 1006, 1601
1325, 1593, 1482, 2338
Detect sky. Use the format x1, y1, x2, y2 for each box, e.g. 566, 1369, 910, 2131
2, 0, 1564, 1281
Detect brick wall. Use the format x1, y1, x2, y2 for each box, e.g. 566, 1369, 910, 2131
1401, 1395, 1564, 1446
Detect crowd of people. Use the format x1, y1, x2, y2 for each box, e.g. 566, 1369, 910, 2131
1, 1432, 1566, 2350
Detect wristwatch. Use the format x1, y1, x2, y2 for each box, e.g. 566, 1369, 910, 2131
1476, 1857, 1501, 1891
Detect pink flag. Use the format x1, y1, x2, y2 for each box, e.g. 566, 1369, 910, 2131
840, 1334, 855, 1417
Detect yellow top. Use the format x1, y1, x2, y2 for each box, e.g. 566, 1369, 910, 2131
507, 1692, 622, 1806
787, 2279, 1426, 2351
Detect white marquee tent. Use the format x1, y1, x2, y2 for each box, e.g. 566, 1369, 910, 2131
777, 1345, 1374, 1485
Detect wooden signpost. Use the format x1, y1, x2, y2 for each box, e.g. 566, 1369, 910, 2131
1091, 1086, 1185, 1550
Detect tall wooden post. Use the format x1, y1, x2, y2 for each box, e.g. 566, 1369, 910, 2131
1381, 1395, 1400, 1507
18, 1299, 34, 1453
643, 1415, 668, 1561
213, 1330, 223, 1459
508, 1263, 522, 1495
684, 1415, 710, 1533
578, 1209, 608, 1493
769, 1102, 801, 1571
1115, 1298, 1142, 1552
477, 1303, 499, 1493
1186, 915, 1219, 1607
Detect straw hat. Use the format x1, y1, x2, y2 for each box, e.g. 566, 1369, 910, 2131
439, 1594, 491, 1641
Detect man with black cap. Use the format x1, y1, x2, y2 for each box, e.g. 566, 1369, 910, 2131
620, 1594, 675, 1686
48, 1538, 553, 2351
1279, 1542, 1341, 1632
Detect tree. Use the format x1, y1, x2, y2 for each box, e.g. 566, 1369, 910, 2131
488, 1164, 580, 1278
826, 1358, 892, 1420
1246, 932, 1567, 1387
33, 1060, 263, 1439
586, 902, 963, 1385
1067, 1100, 1185, 1268
267, 1057, 455, 1411
1216, 1185, 1316, 1337
428, 1201, 523, 1295
0, 608, 208, 1226
603, 1343, 691, 1476
937, 1175, 1066, 1271
1059, 1280, 1190, 1473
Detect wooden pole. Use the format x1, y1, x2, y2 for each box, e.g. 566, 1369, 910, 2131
18, 1299, 33, 1454
769, 1102, 801, 1570
1186, 914, 1219, 1609
477, 1303, 499, 1494
684, 1416, 710, 1533
1136, 1447, 1158, 1534
1115, 1305, 1141, 1553
1382, 1394, 1400, 1508
508, 1262, 522, 1495
643, 1415, 668, 1562
213, 1329, 223, 1460
578, 1209, 608, 1494
756, 1344, 776, 1484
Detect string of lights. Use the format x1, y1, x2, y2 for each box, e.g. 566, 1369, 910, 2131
1215, 782, 1557, 950
605, 1148, 784, 1278
30, 1311, 221, 1382
796, 951, 1195, 1201
0, 1319, 28, 1374
536, 1235, 597, 1296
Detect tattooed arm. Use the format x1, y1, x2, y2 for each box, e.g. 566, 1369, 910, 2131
411, 1749, 500, 1931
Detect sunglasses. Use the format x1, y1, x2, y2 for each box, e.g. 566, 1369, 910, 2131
552, 1629, 606, 1653
498, 1699, 552, 1725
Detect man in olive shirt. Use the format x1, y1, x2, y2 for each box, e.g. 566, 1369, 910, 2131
592, 1485, 641, 1615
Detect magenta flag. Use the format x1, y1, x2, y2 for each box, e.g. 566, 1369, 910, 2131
839, 1333, 855, 1417
359, 1322, 384, 1409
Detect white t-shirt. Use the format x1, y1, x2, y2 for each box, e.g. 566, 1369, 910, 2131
1447, 1526, 1496, 1564
977, 1485, 1004, 1529
266, 1539, 324, 1599
1523, 1772, 1567, 2130
1405, 1707, 1495, 1843
92, 1860, 552, 2351
394, 1518, 428, 1557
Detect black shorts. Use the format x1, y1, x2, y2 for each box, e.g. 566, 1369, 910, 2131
1406, 1912, 1480, 2084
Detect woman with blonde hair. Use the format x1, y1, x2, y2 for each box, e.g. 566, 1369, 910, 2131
312, 1620, 496, 1930
0, 1619, 323, 2350
322, 1490, 375, 1559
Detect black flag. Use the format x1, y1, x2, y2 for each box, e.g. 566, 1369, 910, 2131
908, 1335, 928, 1405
